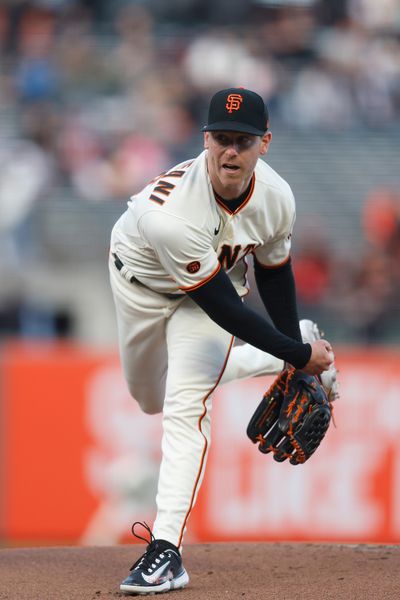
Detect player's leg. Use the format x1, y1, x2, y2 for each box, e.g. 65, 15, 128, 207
152, 296, 234, 548
109, 258, 183, 414
120, 297, 233, 594
220, 342, 283, 384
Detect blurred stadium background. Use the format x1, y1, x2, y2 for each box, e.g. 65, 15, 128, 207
1, 0, 400, 548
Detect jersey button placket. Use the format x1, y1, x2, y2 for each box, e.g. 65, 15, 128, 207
224, 215, 234, 241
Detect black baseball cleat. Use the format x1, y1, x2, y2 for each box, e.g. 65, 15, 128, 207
120, 522, 189, 595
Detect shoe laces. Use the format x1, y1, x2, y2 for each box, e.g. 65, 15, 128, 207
131, 520, 155, 545
129, 521, 173, 572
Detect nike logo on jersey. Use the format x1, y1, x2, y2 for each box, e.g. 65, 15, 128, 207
214, 218, 222, 235
141, 561, 171, 584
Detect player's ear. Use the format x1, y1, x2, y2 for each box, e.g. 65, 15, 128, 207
204, 132, 210, 149
260, 131, 272, 155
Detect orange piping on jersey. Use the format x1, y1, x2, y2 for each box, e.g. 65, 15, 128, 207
180, 263, 221, 292
214, 173, 255, 215
253, 253, 290, 269
177, 334, 235, 549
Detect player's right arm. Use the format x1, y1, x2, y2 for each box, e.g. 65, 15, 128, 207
302, 340, 335, 375
187, 268, 332, 373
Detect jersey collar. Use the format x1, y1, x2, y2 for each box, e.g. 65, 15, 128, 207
213, 173, 255, 215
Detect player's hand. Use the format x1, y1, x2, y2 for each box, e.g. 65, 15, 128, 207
301, 339, 334, 376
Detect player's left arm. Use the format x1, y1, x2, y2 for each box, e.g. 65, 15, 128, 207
252, 188, 302, 341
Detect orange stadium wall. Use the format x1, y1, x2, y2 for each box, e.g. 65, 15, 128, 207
1, 341, 400, 546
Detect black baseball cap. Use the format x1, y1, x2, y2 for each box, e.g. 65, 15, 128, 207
202, 87, 269, 136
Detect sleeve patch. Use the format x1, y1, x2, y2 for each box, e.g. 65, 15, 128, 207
186, 260, 201, 274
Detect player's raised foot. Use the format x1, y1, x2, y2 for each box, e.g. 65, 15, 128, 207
299, 319, 339, 401
120, 522, 189, 595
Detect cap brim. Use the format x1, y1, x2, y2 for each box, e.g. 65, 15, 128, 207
202, 122, 266, 136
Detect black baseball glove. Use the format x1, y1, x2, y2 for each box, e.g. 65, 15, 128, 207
247, 368, 332, 465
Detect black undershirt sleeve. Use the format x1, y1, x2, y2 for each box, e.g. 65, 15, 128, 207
186, 268, 311, 369
253, 256, 302, 342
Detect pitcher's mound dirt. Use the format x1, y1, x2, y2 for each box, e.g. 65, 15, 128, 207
1, 542, 399, 600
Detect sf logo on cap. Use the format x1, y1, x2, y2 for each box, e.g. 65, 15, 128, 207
226, 93, 243, 113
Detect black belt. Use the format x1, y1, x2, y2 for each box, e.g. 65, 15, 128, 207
113, 253, 184, 300
113, 253, 137, 284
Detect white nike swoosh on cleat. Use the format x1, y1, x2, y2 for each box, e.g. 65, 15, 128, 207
141, 561, 170, 584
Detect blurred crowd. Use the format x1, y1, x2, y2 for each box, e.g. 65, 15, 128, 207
0, 0, 400, 343
292, 185, 400, 343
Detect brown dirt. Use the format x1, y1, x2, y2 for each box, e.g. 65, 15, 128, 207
0, 542, 399, 600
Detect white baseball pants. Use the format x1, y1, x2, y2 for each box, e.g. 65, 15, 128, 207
109, 258, 283, 548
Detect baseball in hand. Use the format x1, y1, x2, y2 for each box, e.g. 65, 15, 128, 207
326, 349, 334, 364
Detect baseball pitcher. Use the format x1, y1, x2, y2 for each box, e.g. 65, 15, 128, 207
109, 88, 337, 595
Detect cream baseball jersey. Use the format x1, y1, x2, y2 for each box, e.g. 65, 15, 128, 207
110, 150, 295, 296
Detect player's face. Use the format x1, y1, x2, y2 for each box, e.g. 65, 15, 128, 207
204, 131, 272, 198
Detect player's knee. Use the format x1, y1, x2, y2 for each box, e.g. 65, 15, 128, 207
126, 381, 163, 415
138, 401, 162, 415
